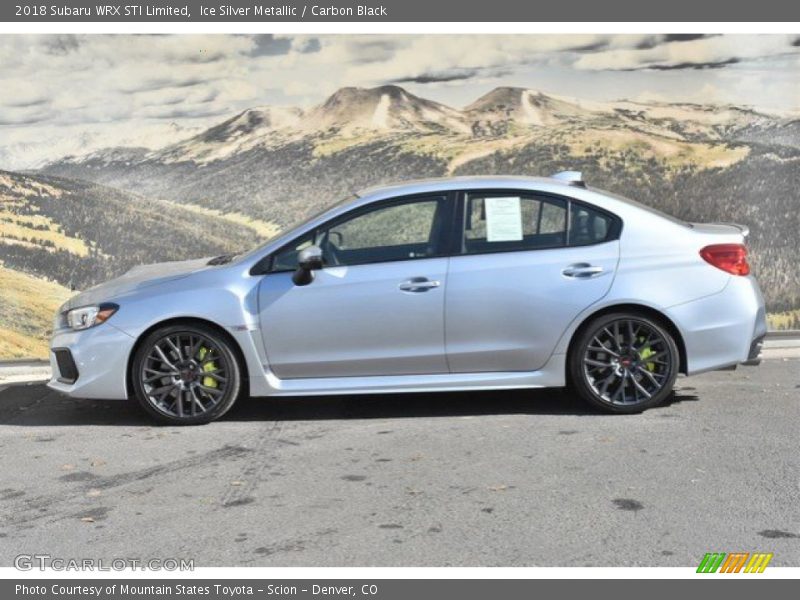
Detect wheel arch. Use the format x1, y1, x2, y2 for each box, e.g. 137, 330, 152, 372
125, 316, 250, 399
565, 303, 688, 378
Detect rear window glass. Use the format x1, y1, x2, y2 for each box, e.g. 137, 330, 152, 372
463, 194, 567, 254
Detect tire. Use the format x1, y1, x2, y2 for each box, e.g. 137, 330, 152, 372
568, 312, 679, 413
131, 323, 242, 425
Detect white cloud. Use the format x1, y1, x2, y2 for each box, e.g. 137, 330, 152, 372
0, 35, 260, 126
339, 35, 617, 83
574, 35, 798, 71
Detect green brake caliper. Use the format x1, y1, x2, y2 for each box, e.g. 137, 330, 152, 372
637, 336, 656, 372
197, 346, 218, 388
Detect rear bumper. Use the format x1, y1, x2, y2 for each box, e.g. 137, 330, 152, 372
47, 323, 134, 400
741, 334, 765, 366
666, 275, 767, 375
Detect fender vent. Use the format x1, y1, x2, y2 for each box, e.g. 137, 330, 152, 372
53, 348, 79, 384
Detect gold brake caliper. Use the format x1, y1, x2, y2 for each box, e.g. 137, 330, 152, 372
197, 346, 218, 388
637, 336, 656, 372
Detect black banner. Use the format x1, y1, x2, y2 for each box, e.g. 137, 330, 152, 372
4, 579, 799, 600
3, 0, 800, 22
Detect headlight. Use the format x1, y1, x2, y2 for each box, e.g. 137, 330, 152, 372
65, 303, 119, 331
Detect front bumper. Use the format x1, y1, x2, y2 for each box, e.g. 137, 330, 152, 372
47, 323, 135, 400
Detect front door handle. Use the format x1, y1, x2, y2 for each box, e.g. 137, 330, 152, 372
562, 263, 604, 278
399, 277, 441, 293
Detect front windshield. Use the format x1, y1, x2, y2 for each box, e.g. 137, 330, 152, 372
235, 193, 359, 263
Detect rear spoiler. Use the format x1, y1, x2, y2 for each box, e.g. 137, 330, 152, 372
716, 222, 750, 237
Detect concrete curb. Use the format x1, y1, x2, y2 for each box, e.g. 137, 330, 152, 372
764, 338, 800, 350
0, 365, 51, 385
0, 358, 49, 367
761, 346, 800, 360
765, 330, 800, 338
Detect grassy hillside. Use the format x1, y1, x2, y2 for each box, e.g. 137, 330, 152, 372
0, 169, 274, 290
0, 265, 73, 359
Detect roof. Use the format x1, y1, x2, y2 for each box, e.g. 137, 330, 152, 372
355, 174, 578, 198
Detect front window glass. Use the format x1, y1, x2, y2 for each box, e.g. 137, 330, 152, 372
320, 198, 444, 267
269, 196, 446, 271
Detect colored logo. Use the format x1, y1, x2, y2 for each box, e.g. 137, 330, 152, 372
697, 552, 773, 573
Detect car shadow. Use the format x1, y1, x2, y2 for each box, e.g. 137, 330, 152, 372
0, 382, 700, 427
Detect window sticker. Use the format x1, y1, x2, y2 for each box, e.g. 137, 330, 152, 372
485, 196, 523, 242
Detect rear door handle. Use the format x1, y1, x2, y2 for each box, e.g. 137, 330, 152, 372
399, 277, 441, 293
562, 263, 604, 278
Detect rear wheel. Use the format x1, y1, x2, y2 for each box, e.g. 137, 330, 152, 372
569, 313, 679, 413
131, 323, 242, 425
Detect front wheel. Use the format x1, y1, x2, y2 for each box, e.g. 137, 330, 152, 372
131, 323, 242, 425
568, 313, 679, 413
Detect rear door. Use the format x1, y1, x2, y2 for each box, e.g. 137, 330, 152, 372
445, 190, 620, 372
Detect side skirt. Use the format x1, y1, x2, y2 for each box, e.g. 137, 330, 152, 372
252, 354, 567, 397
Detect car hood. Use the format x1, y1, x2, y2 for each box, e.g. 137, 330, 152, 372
62, 257, 213, 310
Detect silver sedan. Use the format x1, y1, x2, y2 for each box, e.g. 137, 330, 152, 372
48, 173, 766, 424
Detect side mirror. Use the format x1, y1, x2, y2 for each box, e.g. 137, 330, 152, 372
292, 245, 323, 286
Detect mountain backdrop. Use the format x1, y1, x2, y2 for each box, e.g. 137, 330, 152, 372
2, 84, 800, 357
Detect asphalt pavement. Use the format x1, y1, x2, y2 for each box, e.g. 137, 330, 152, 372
0, 358, 798, 567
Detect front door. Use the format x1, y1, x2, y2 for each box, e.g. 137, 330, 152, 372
257, 194, 453, 379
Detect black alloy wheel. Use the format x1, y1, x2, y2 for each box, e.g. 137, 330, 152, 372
569, 313, 679, 413
131, 323, 242, 424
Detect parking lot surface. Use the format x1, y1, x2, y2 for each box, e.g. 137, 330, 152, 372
0, 358, 798, 567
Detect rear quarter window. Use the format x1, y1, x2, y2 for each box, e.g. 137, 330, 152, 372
568, 203, 615, 246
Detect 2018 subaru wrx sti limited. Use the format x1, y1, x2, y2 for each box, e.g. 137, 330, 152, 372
48, 173, 766, 424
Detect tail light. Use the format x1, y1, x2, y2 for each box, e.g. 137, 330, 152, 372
699, 244, 750, 276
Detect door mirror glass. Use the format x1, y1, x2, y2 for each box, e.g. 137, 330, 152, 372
298, 245, 324, 270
